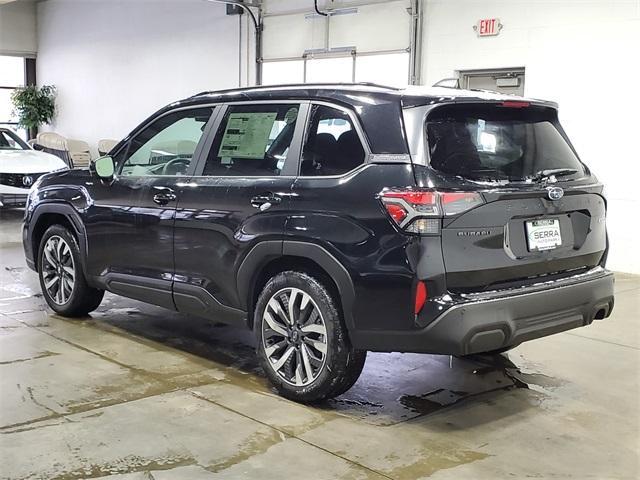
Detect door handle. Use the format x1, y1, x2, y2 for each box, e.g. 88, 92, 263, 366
153, 187, 177, 206
251, 193, 282, 211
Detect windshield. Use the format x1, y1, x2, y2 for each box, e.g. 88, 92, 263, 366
0, 130, 28, 151
426, 104, 585, 181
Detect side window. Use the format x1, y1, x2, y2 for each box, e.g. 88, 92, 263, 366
202, 103, 299, 177
0, 130, 26, 149
119, 107, 213, 177
301, 105, 366, 176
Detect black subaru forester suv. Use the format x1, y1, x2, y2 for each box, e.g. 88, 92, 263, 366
23, 84, 614, 402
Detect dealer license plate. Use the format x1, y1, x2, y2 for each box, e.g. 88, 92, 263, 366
526, 218, 562, 251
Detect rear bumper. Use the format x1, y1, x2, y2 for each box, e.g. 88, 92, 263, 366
352, 267, 615, 355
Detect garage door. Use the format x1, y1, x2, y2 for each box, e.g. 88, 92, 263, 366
262, 0, 412, 87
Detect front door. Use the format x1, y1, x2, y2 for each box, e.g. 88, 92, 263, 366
84, 106, 216, 308
173, 102, 306, 324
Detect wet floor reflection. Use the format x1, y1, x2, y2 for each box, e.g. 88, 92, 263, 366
0, 206, 562, 428
89, 293, 557, 426
94, 295, 262, 376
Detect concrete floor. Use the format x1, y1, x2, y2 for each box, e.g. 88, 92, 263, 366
1, 208, 638, 480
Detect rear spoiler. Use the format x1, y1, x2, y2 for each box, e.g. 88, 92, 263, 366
401, 94, 558, 110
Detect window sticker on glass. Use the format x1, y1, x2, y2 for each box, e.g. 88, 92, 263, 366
218, 112, 278, 159
476, 119, 495, 153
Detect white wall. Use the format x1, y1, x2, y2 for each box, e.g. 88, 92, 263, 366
0, 0, 37, 56
36, 0, 241, 154
422, 0, 640, 274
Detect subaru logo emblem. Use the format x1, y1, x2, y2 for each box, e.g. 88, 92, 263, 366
547, 186, 564, 201
22, 175, 33, 187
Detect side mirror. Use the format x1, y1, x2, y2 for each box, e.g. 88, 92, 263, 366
93, 155, 115, 180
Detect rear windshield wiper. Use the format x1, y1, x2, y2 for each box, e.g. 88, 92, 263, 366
529, 168, 579, 182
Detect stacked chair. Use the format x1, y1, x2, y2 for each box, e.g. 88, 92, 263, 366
66, 139, 91, 168
98, 139, 118, 156
33, 133, 120, 169
35, 132, 73, 167
34, 132, 91, 168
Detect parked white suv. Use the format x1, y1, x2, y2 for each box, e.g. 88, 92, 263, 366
0, 128, 68, 208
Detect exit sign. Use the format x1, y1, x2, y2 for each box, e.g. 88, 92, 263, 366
475, 18, 502, 36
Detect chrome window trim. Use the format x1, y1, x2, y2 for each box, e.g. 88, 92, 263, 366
369, 153, 412, 163
294, 162, 373, 181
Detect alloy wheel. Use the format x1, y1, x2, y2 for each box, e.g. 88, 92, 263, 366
42, 236, 75, 305
262, 287, 328, 387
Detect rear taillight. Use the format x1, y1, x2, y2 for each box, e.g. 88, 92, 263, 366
379, 188, 483, 234
440, 192, 485, 216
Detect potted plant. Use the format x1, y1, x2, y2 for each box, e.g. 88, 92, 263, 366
10, 85, 57, 140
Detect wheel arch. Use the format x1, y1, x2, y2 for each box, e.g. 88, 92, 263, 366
238, 241, 356, 333
29, 203, 88, 276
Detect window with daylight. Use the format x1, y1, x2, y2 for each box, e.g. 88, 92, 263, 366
355, 52, 409, 88
0, 56, 26, 140
306, 57, 353, 83
262, 61, 305, 85
262, 52, 410, 88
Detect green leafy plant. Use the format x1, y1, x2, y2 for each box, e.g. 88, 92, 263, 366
10, 85, 57, 130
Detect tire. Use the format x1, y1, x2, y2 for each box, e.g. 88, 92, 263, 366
37, 225, 104, 317
327, 348, 367, 398
254, 271, 366, 403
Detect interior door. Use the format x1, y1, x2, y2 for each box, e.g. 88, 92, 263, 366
461, 69, 525, 96
85, 106, 216, 308
173, 102, 307, 324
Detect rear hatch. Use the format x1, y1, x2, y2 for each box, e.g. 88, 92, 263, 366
418, 102, 607, 292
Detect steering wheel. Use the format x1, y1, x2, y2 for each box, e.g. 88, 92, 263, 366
162, 157, 191, 176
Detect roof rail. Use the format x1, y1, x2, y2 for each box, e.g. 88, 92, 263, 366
190, 82, 400, 98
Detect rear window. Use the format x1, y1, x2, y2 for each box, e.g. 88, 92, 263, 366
426, 104, 585, 181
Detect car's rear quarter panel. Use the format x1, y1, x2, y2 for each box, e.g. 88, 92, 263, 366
287, 163, 420, 332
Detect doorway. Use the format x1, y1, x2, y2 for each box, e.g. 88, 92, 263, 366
458, 68, 525, 96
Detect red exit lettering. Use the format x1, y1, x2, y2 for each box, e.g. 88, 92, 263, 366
476, 18, 500, 36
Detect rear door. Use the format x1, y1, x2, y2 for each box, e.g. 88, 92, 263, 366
172, 102, 307, 323
423, 102, 607, 292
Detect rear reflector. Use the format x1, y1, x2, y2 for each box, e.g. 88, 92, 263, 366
415, 281, 427, 315
379, 188, 484, 234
